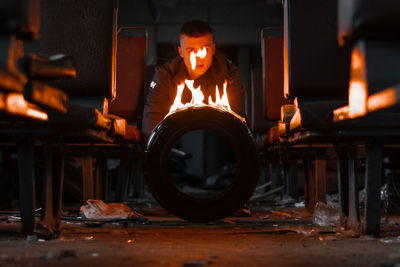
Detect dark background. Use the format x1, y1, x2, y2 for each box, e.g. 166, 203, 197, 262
118, 0, 283, 88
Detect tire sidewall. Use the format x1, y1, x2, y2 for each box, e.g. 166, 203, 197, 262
144, 107, 259, 222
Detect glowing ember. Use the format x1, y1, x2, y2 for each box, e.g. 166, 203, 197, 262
190, 46, 207, 70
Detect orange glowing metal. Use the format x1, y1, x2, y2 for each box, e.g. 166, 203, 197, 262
367, 87, 397, 112
190, 46, 207, 70
351, 50, 363, 70
333, 105, 349, 121
6, 93, 47, 120
348, 80, 367, 118
7, 94, 27, 114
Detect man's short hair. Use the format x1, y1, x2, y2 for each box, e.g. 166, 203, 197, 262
179, 20, 213, 38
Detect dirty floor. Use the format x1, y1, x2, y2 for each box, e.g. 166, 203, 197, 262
0, 206, 400, 267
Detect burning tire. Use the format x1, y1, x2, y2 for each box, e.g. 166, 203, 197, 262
144, 106, 259, 222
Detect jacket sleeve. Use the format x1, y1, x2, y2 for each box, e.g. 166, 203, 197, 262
142, 66, 173, 141
226, 63, 244, 117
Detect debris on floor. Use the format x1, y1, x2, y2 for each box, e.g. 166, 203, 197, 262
312, 202, 342, 228
80, 199, 143, 219
232, 204, 251, 217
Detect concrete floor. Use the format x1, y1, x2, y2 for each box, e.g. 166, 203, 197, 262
0, 206, 400, 267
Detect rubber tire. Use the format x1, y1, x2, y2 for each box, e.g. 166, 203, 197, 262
144, 107, 259, 222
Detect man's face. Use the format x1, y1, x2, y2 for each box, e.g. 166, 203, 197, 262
178, 33, 215, 79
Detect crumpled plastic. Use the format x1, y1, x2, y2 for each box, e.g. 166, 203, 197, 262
80, 199, 142, 219
312, 202, 342, 228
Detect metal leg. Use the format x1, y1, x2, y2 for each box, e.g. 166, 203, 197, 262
17, 137, 36, 235
95, 152, 107, 200
82, 152, 94, 202
315, 158, 327, 204
52, 144, 64, 231
364, 139, 383, 235
303, 155, 315, 211
40, 143, 55, 233
335, 146, 349, 217
132, 155, 145, 198
269, 160, 284, 192
285, 158, 299, 199
116, 151, 132, 202
347, 144, 360, 230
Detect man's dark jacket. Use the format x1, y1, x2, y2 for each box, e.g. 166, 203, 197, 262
142, 51, 244, 140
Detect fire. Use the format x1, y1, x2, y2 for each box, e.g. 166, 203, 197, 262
168, 79, 245, 122
167, 45, 245, 122
185, 80, 205, 105
190, 46, 207, 70
208, 81, 231, 111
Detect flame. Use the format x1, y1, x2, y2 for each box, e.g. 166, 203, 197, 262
348, 80, 367, 118
169, 83, 185, 113
167, 79, 245, 122
208, 81, 231, 112
186, 80, 205, 105
190, 46, 207, 70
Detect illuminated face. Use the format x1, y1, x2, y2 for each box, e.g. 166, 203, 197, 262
178, 33, 215, 79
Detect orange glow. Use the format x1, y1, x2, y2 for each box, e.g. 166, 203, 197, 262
167, 79, 245, 122
348, 80, 367, 118
351, 50, 363, 71
208, 81, 231, 112
278, 121, 286, 136
6, 93, 47, 120
333, 105, 349, 122
289, 108, 301, 131
190, 46, 207, 70
169, 83, 186, 113
185, 80, 205, 106
7, 94, 28, 115
367, 87, 398, 112
27, 108, 48, 120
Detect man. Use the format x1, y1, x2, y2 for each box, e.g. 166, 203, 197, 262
143, 20, 244, 141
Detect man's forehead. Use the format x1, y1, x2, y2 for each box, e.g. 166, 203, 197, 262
180, 34, 213, 47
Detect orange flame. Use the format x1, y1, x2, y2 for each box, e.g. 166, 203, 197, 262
208, 81, 231, 112
190, 46, 207, 70
167, 79, 245, 122
348, 80, 367, 118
